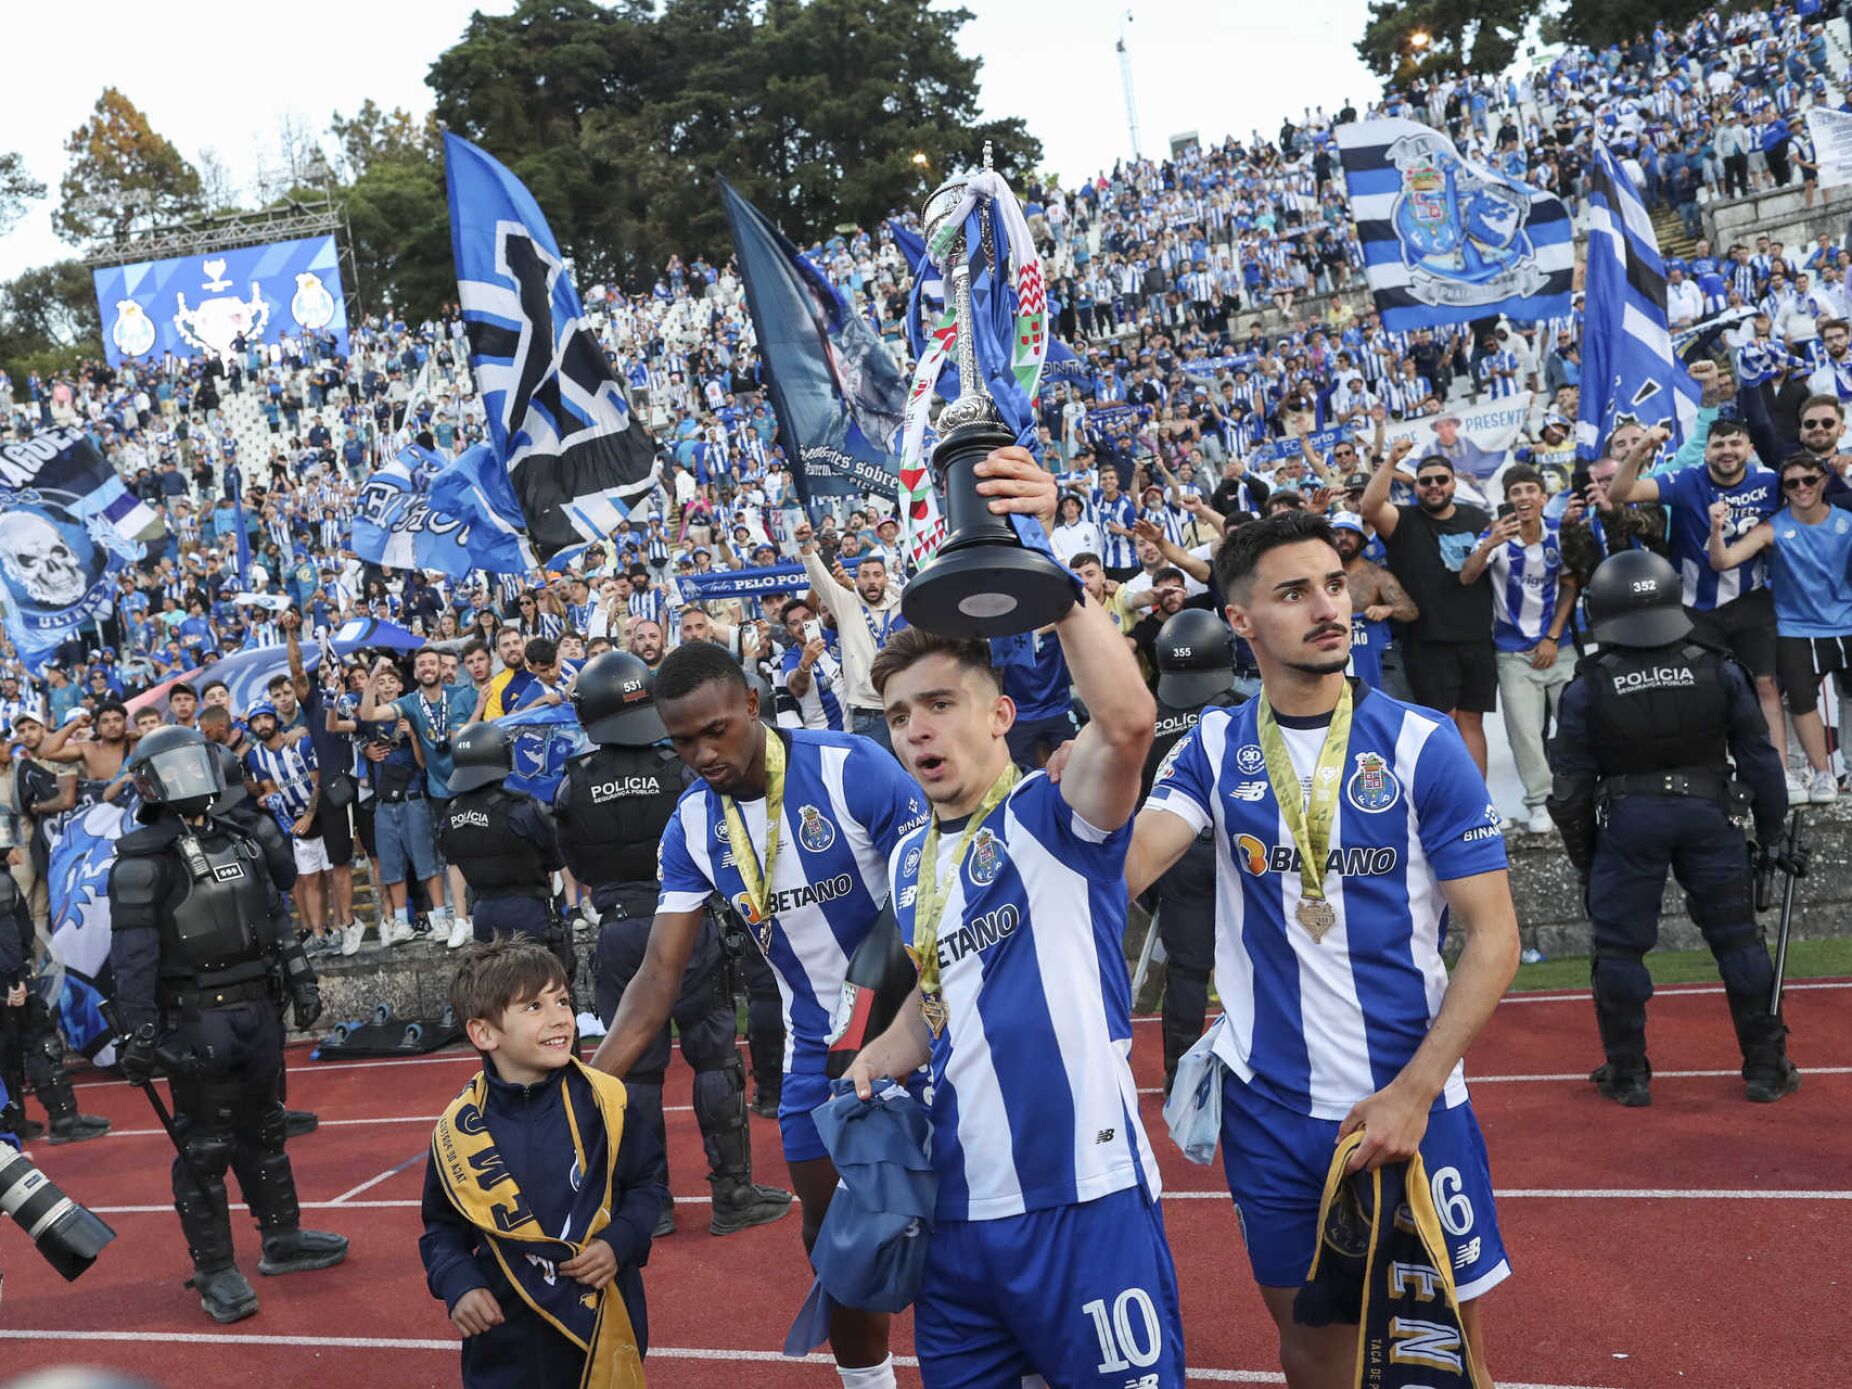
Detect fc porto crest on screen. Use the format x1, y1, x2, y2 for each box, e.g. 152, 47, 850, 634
1387, 133, 1544, 308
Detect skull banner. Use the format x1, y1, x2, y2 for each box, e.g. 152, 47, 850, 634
0, 426, 158, 673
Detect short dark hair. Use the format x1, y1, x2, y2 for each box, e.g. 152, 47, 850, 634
461, 638, 489, 662
95, 699, 128, 722
265, 673, 290, 694
780, 597, 813, 623
1820, 317, 1849, 336
869, 626, 1001, 698
1152, 566, 1186, 587
655, 639, 748, 704
169, 682, 198, 699
449, 937, 569, 1031
1414, 454, 1454, 476
1501, 463, 1545, 492
524, 637, 557, 668
202, 678, 230, 697
1069, 551, 1103, 570
197, 705, 231, 731
1213, 508, 1339, 600
1781, 451, 1829, 475
1708, 418, 1751, 440
1800, 393, 1845, 420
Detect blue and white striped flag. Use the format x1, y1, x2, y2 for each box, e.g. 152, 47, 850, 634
1336, 118, 1574, 330
1576, 140, 1700, 462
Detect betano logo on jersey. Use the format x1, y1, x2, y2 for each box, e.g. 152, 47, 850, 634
730, 872, 856, 925
1233, 833, 1398, 878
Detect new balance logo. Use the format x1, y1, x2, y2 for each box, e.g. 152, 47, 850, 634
1230, 781, 1268, 801
1095, 1128, 1116, 1145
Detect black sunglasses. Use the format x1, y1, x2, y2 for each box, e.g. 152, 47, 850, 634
1801, 417, 1840, 429
1783, 473, 1826, 490
1415, 474, 1452, 487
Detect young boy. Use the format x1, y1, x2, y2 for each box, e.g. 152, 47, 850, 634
421, 940, 664, 1387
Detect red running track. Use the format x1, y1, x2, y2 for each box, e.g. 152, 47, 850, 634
2, 981, 1848, 1388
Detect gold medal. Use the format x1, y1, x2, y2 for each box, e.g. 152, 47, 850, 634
1296, 897, 1336, 944
909, 762, 1020, 1035
920, 993, 950, 1039
721, 731, 787, 956
1257, 682, 1354, 945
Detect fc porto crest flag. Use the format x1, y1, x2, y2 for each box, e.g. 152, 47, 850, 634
0, 427, 161, 673
445, 133, 659, 558
720, 180, 905, 505
1336, 119, 1573, 330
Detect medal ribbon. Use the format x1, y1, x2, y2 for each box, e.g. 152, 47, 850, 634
1255, 680, 1353, 925
721, 729, 787, 944
911, 761, 1019, 1000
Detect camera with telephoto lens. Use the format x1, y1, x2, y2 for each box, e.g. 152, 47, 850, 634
0, 1137, 117, 1280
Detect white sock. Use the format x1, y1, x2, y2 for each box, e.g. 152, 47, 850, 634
431, 906, 452, 927
395, 909, 411, 931
836, 1357, 895, 1389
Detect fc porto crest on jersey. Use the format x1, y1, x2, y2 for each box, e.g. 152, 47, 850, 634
901, 845, 922, 878
1345, 751, 1402, 813
967, 829, 1005, 887
1387, 131, 1546, 308
797, 804, 836, 852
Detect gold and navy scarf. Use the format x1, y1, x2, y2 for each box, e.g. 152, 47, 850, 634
432, 1059, 645, 1389
1295, 1129, 1487, 1389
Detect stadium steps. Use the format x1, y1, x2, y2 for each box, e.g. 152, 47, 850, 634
1650, 205, 1698, 263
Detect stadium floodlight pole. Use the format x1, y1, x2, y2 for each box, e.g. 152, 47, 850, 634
1117, 9, 1141, 160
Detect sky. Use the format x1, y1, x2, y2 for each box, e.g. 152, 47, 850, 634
0, 0, 1381, 286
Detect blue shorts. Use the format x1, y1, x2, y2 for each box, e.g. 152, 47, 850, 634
779, 1069, 832, 1163
913, 1184, 1185, 1388
375, 795, 440, 886
1219, 1071, 1511, 1300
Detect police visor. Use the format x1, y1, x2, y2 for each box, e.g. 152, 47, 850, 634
138, 744, 224, 804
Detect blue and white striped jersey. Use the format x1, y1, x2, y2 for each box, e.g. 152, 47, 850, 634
1144, 687, 1507, 1121
656, 730, 926, 1075
1478, 516, 1567, 652
889, 773, 1159, 1223
244, 735, 319, 832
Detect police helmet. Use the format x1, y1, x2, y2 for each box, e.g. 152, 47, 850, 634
571, 651, 666, 747
1155, 608, 1237, 708
447, 722, 515, 793
209, 742, 249, 813
1584, 549, 1692, 647
129, 725, 225, 814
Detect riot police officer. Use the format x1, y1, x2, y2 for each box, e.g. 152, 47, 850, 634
437, 724, 570, 974
1548, 550, 1799, 1107
555, 651, 791, 1237
1145, 607, 1247, 1094
208, 740, 317, 1141
107, 726, 347, 1324
0, 865, 109, 1144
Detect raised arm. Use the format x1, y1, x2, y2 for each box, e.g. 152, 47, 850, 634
1360, 436, 1413, 538
1709, 506, 1772, 570
1052, 586, 1155, 831
1605, 425, 1670, 506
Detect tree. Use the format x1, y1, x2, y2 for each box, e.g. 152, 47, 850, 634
196, 147, 241, 215
2, 260, 102, 351
0, 151, 46, 237
54, 88, 203, 246
425, 0, 1041, 286
330, 100, 435, 182
1356, 0, 1530, 85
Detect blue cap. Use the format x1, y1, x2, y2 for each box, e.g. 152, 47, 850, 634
246, 701, 278, 723
1330, 511, 1366, 536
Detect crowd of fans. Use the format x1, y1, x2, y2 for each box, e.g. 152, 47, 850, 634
4, 2, 1852, 962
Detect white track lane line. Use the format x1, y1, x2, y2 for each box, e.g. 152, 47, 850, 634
87, 1186, 1852, 1215
328, 1153, 426, 1205
0, 1329, 1621, 1388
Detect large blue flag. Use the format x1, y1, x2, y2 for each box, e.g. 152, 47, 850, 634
721, 180, 906, 504
1576, 141, 1700, 462
0, 427, 162, 673
45, 797, 140, 1062
1335, 118, 1574, 330
446, 133, 659, 557
354, 443, 536, 576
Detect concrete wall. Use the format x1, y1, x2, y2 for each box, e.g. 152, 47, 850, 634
300, 805, 1848, 1036
1704, 182, 1852, 259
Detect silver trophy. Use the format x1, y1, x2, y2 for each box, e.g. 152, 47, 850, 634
901, 143, 1076, 638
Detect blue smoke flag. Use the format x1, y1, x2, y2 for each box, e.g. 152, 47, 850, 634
1576, 141, 1700, 462
0, 427, 162, 674
354, 443, 536, 576
1335, 118, 1574, 330
721, 180, 906, 504
493, 701, 584, 802
445, 133, 660, 557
